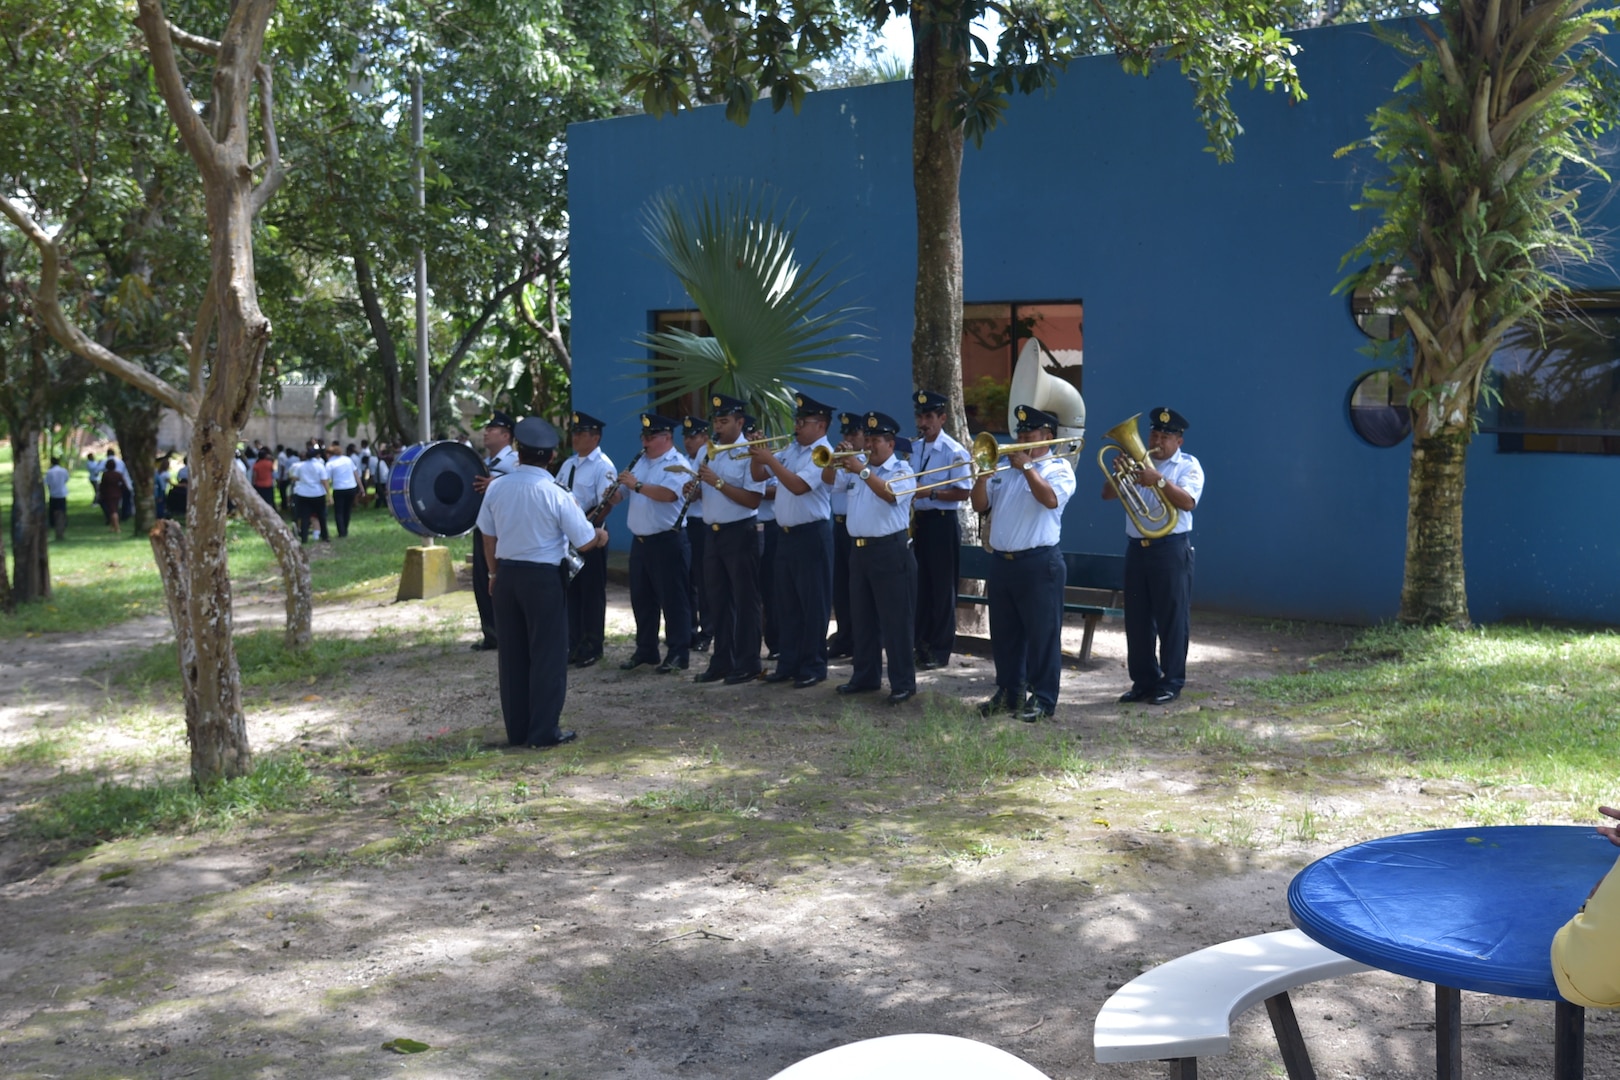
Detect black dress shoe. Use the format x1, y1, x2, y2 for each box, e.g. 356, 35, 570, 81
1018, 700, 1056, 723
693, 635, 712, 653
836, 682, 880, 695
530, 729, 578, 748
1150, 689, 1181, 705
825, 638, 851, 659
763, 671, 795, 684
886, 689, 917, 706
619, 655, 656, 671
724, 670, 763, 685
693, 669, 730, 684
793, 674, 826, 689
765, 651, 780, 661
469, 639, 498, 651
978, 689, 1022, 717
656, 654, 690, 673
573, 654, 600, 669
1117, 687, 1151, 704
915, 652, 938, 671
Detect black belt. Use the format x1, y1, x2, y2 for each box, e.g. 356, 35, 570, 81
1134, 532, 1190, 548
496, 557, 565, 570
998, 543, 1058, 561
852, 529, 908, 548
915, 508, 955, 516
710, 518, 754, 532
634, 532, 678, 543
833, 514, 847, 524
779, 520, 829, 534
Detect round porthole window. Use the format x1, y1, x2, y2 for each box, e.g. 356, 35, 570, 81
1348, 369, 1412, 447
1348, 268, 1410, 341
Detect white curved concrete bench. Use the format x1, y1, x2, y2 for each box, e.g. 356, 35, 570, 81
768, 1032, 1053, 1079
1093, 928, 1370, 1079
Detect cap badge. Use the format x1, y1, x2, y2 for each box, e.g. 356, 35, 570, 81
641, 415, 651, 428
571, 413, 580, 425
1158, 410, 1170, 424
915, 391, 926, 404
1016, 407, 1027, 421
867, 415, 878, 429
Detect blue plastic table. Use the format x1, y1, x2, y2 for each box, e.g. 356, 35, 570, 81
1289, 826, 1618, 1080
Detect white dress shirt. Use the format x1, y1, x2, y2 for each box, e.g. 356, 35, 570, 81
986, 454, 1076, 551
559, 447, 616, 516
476, 466, 596, 564
1125, 448, 1204, 538
327, 454, 360, 490
684, 443, 708, 521
911, 431, 971, 511
845, 455, 915, 537
772, 438, 833, 528
292, 458, 330, 498
701, 442, 766, 525
625, 446, 690, 535
45, 465, 70, 499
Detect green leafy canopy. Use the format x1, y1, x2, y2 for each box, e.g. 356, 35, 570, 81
625, 184, 871, 430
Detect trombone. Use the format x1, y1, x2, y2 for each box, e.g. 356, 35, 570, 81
1097, 413, 1177, 539
899, 430, 1085, 494
724, 433, 793, 459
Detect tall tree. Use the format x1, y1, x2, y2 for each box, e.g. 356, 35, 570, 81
1340, 0, 1618, 626
2, 0, 291, 784
626, 0, 1305, 450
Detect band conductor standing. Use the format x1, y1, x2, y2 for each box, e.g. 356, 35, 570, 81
613, 413, 694, 674
478, 417, 607, 749
833, 411, 918, 705
971, 405, 1077, 722
751, 391, 835, 689
1103, 407, 1203, 705
470, 410, 518, 651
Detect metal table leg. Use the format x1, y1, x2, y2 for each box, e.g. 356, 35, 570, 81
1554, 1000, 1585, 1080
1436, 985, 1461, 1080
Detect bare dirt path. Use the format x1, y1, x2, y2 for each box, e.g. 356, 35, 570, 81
0, 589, 1608, 1079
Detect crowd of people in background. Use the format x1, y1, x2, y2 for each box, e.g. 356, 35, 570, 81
45, 435, 401, 544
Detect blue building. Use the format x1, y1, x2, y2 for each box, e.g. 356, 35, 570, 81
566, 20, 1619, 626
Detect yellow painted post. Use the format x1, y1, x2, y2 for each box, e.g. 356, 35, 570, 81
397, 544, 455, 601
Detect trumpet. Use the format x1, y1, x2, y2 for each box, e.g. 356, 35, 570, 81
811, 445, 865, 468
724, 433, 793, 459
1097, 414, 1177, 539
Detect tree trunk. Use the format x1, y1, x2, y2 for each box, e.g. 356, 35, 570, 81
1400, 411, 1471, 628
0, 513, 11, 613
149, 518, 202, 732
229, 464, 311, 650
353, 247, 416, 444
7, 419, 49, 603
111, 399, 161, 534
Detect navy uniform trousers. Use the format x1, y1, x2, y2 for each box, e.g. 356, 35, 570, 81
848, 531, 917, 693
987, 545, 1066, 710
772, 519, 833, 681
1123, 532, 1195, 694
472, 529, 496, 646
759, 520, 781, 656
912, 509, 960, 664
685, 518, 708, 646
827, 515, 852, 653
628, 530, 692, 663
493, 559, 570, 746
567, 545, 609, 662
703, 519, 763, 678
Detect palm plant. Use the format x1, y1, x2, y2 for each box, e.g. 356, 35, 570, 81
1339, 0, 1618, 627
628, 184, 870, 431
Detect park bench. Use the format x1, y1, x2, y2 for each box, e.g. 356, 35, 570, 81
1093, 928, 1370, 1080
957, 546, 1124, 662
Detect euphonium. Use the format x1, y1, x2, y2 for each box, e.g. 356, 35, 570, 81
1097, 414, 1177, 540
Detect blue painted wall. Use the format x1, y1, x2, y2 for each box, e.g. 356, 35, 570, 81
567, 21, 1620, 626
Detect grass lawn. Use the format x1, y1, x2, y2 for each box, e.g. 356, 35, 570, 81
0, 442, 473, 638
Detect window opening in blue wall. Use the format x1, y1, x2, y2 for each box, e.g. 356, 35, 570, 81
1347, 369, 1412, 447
963, 301, 1082, 433
1349, 270, 1410, 341
648, 309, 713, 421
1478, 292, 1620, 455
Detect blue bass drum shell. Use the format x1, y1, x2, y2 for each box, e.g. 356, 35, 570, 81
387, 441, 489, 538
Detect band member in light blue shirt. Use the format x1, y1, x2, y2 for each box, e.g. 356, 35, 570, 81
559, 411, 616, 668
751, 391, 836, 688
837, 411, 918, 705
694, 394, 767, 685
681, 416, 712, 652
469, 411, 519, 652
911, 389, 973, 671
610, 413, 693, 674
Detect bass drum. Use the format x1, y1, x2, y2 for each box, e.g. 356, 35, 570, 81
387, 441, 488, 538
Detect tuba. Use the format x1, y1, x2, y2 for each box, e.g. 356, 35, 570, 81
1097, 414, 1177, 540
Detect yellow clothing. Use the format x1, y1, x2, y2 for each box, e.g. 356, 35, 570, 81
1552, 852, 1620, 1008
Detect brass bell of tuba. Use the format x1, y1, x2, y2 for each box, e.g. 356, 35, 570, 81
1097, 414, 1177, 540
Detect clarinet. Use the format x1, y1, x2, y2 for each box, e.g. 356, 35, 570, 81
672, 477, 700, 530
588, 450, 643, 526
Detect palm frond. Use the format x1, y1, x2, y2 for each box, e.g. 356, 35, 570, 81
622, 182, 871, 431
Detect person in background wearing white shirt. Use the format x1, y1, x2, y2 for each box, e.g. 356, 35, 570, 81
290, 448, 332, 543
45, 457, 70, 541
558, 411, 616, 668
469, 412, 519, 651
680, 417, 712, 652
325, 442, 361, 538
478, 417, 607, 749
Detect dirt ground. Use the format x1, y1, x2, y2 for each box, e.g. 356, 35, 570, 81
1, 578, 1614, 1080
